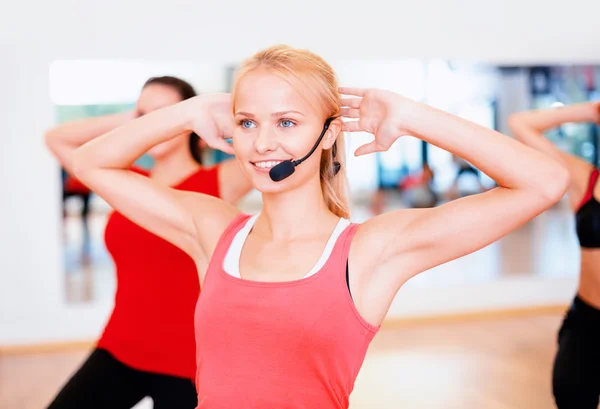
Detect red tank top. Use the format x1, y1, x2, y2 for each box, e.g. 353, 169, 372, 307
98, 165, 220, 379
194, 214, 379, 408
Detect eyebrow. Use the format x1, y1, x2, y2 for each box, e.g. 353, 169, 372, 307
235, 110, 305, 118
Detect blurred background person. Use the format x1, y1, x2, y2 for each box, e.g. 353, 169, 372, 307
44, 76, 253, 409
399, 162, 439, 208
445, 154, 487, 200
510, 101, 600, 409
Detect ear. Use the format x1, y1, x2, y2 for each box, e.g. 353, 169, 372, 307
322, 118, 343, 150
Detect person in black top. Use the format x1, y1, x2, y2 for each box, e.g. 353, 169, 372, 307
510, 101, 600, 409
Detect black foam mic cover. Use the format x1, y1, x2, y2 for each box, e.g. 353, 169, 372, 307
269, 160, 297, 182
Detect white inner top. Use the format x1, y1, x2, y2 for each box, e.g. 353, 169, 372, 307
223, 214, 351, 279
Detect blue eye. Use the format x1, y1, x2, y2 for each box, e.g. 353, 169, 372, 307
241, 120, 256, 129
280, 119, 295, 128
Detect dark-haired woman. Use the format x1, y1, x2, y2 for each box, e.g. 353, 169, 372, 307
44, 76, 253, 409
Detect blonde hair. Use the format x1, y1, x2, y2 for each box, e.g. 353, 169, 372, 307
232, 45, 350, 219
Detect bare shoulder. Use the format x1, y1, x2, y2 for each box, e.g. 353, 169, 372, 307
346, 209, 427, 325
351, 208, 424, 269
175, 189, 242, 261
561, 152, 595, 209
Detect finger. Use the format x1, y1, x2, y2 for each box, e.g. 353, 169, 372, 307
341, 121, 363, 133
210, 138, 235, 155
340, 107, 360, 118
341, 97, 361, 108
339, 87, 365, 97
354, 141, 382, 157
219, 116, 234, 134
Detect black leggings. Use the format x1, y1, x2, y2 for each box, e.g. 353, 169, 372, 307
47, 348, 197, 409
552, 296, 600, 409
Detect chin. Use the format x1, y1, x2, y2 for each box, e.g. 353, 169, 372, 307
255, 181, 291, 194
242, 164, 291, 194
255, 173, 314, 196
248, 174, 286, 194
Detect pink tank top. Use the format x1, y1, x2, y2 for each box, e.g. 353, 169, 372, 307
194, 214, 379, 409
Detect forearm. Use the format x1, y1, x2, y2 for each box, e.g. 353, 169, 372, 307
45, 112, 133, 158
507, 103, 598, 164
73, 102, 191, 173
510, 102, 598, 132
402, 100, 567, 198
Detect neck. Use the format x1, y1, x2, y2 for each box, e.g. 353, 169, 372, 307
256, 175, 339, 241
151, 145, 200, 185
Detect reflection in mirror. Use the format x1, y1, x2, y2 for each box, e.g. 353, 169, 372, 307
49, 61, 599, 307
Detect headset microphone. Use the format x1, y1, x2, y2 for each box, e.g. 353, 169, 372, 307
269, 118, 335, 182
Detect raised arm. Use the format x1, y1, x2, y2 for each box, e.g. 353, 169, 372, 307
71, 94, 239, 265
45, 112, 134, 174
508, 102, 600, 208
340, 88, 569, 324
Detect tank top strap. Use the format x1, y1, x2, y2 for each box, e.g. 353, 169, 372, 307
328, 222, 380, 333
590, 168, 600, 189
204, 213, 252, 286
579, 168, 600, 211
333, 222, 360, 279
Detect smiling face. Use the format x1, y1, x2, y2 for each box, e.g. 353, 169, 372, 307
232, 68, 337, 194
229, 45, 350, 218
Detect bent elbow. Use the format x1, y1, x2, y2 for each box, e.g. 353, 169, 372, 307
507, 114, 525, 138
539, 162, 570, 205
71, 147, 95, 182
44, 128, 59, 151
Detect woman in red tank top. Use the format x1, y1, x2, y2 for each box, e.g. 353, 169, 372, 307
44, 76, 252, 409
70, 47, 568, 408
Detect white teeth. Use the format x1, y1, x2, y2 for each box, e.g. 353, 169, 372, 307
254, 161, 283, 169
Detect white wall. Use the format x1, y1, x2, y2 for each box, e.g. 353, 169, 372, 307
49, 61, 229, 105
2, 0, 600, 345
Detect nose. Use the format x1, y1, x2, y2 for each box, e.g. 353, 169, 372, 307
254, 127, 278, 154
